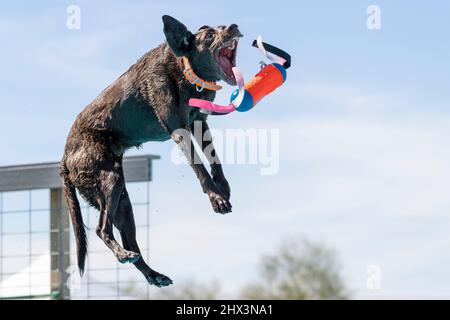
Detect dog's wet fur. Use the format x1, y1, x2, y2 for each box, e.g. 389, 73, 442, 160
60, 16, 242, 287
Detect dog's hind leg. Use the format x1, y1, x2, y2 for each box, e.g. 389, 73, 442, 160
96, 167, 140, 263
113, 189, 173, 287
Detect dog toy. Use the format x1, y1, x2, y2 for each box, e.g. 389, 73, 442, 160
189, 36, 291, 115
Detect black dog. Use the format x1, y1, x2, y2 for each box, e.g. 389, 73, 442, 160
60, 16, 242, 287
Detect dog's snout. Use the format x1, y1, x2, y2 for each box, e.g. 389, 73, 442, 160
227, 24, 242, 38
228, 24, 239, 32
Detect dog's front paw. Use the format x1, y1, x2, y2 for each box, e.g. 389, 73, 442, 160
208, 190, 232, 214
213, 175, 231, 200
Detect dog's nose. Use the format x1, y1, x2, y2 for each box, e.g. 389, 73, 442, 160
228, 24, 239, 32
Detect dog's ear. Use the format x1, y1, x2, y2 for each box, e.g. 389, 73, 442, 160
162, 15, 195, 57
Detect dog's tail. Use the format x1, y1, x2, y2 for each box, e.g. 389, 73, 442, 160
60, 161, 88, 276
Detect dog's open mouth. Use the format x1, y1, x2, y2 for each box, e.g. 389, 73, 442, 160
216, 38, 239, 85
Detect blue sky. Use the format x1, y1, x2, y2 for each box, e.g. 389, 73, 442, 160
1, 0, 450, 298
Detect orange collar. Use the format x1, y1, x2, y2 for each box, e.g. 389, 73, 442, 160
182, 57, 222, 92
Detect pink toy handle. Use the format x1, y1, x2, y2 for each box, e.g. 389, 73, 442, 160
189, 98, 236, 114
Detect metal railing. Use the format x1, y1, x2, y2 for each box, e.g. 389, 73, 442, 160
0, 155, 159, 300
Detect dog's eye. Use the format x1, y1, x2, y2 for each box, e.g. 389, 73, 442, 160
205, 32, 214, 40
196, 25, 217, 43
197, 26, 215, 41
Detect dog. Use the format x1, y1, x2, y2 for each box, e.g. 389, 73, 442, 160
60, 15, 242, 287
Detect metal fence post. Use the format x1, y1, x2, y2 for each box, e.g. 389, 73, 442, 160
50, 188, 70, 300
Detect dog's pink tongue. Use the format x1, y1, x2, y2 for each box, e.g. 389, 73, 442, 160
218, 55, 234, 79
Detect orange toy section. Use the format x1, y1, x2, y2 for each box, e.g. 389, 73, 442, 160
245, 64, 285, 104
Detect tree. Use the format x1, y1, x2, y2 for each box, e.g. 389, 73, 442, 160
119, 236, 349, 300
240, 237, 349, 300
